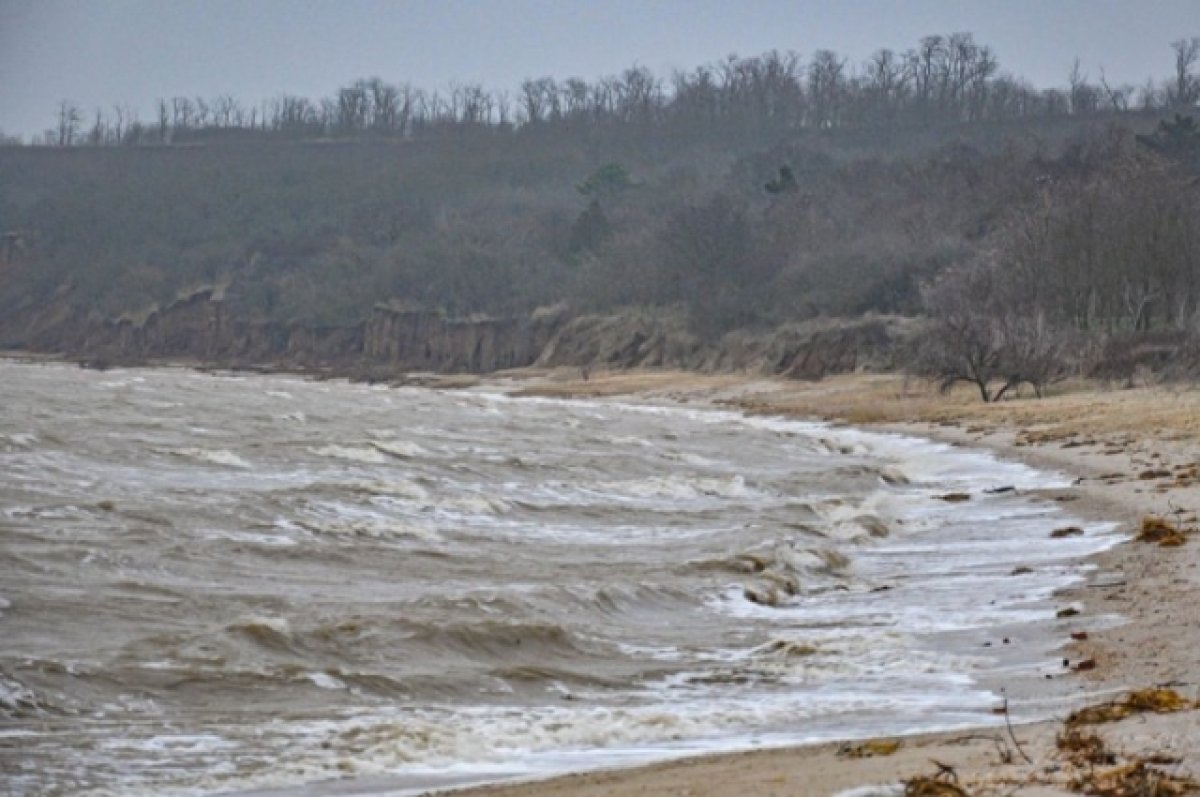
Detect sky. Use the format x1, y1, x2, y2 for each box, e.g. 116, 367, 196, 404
1, 0, 1197, 139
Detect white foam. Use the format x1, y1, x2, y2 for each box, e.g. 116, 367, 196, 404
310, 444, 389, 464
200, 528, 298, 547
371, 439, 433, 459
351, 477, 431, 500
1, 432, 38, 450
299, 515, 441, 541
232, 616, 291, 635
172, 447, 252, 469
307, 672, 347, 690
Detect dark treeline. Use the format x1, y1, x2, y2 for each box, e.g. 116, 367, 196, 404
26, 34, 1200, 147
2, 34, 1200, 392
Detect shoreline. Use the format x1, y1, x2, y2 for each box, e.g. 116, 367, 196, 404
441, 369, 1200, 797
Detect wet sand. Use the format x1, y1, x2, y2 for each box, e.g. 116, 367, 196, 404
452, 369, 1200, 797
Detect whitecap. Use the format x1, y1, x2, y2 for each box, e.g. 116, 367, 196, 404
371, 439, 432, 459
173, 447, 252, 469
307, 672, 347, 690
350, 478, 431, 500
310, 445, 389, 464
598, 474, 754, 502
1, 432, 38, 450
298, 517, 440, 541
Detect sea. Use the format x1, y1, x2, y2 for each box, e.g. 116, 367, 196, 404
0, 360, 1122, 795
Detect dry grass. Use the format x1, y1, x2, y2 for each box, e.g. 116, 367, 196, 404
724, 374, 1200, 444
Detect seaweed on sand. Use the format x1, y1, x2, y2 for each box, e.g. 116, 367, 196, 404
1066, 688, 1195, 726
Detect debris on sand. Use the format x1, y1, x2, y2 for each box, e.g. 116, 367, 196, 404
902, 776, 969, 796
1056, 727, 1115, 765
1069, 761, 1199, 796
838, 739, 901, 758
1066, 688, 1195, 726
1136, 516, 1189, 546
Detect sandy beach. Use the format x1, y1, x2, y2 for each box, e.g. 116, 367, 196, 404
448, 369, 1200, 797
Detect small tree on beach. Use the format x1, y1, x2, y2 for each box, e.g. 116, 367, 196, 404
909, 257, 1071, 401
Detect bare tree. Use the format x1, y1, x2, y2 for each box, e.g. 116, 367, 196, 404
519, 77, 552, 123
336, 84, 368, 132
864, 49, 907, 121
112, 104, 127, 142
562, 78, 590, 119
56, 100, 81, 146
1067, 58, 1098, 114
1169, 37, 1200, 107
1097, 69, 1132, 111
156, 99, 171, 142
910, 258, 1070, 401
808, 50, 846, 127
213, 95, 240, 127
366, 79, 399, 131
193, 96, 210, 127
87, 108, 106, 145
172, 97, 195, 130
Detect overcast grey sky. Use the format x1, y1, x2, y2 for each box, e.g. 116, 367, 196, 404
1, 0, 1196, 139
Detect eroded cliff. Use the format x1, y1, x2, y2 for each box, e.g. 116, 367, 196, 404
1, 288, 907, 380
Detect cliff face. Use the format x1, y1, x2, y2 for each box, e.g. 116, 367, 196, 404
363, 306, 562, 372
1, 290, 565, 374
1, 289, 907, 380
536, 311, 908, 378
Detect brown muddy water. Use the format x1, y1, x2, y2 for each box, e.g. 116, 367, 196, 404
0, 361, 1121, 795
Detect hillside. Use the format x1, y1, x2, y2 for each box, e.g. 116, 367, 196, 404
2, 35, 1199, 382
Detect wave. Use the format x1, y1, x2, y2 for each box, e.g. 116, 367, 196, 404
209, 615, 600, 678
348, 477, 434, 499
486, 664, 626, 690
309, 444, 389, 464
169, 447, 252, 468
295, 515, 441, 541
517, 474, 759, 511
399, 619, 594, 661
370, 439, 432, 459
0, 673, 55, 718
611, 474, 754, 501
0, 431, 38, 451
226, 616, 294, 651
